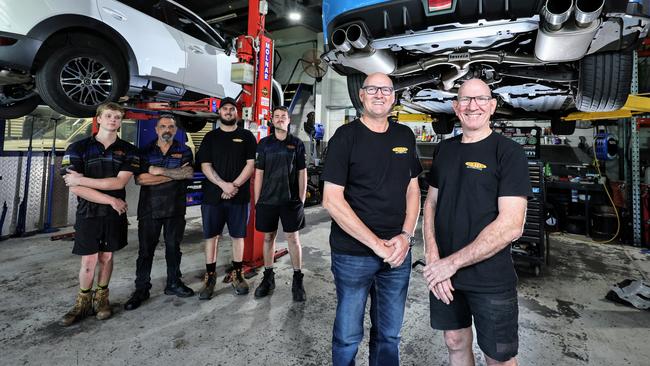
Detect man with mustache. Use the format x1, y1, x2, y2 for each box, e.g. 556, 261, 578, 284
253, 106, 308, 302
124, 114, 195, 310
196, 97, 257, 298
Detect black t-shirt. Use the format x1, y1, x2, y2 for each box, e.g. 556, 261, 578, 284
196, 127, 256, 205
427, 132, 532, 290
321, 119, 422, 256
255, 134, 307, 205
62, 136, 139, 218
137, 139, 193, 220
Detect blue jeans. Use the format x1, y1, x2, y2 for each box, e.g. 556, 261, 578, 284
331, 251, 412, 366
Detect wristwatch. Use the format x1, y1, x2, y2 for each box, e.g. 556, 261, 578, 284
401, 230, 415, 247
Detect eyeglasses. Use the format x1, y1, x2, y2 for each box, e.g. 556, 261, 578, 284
457, 95, 492, 106
362, 85, 394, 96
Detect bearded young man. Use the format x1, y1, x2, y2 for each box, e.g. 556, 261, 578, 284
196, 97, 257, 298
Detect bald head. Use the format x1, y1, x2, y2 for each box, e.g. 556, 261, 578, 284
458, 78, 491, 97
363, 72, 393, 88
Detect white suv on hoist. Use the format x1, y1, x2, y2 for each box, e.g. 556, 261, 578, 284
0, 0, 270, 120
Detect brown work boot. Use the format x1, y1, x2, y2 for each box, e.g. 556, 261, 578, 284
60, 291, 93, 327
199, 272, 216, 300
93, 288, 112, 320
231, 269, 249, 295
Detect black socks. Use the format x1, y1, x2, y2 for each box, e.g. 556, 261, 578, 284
206, 262, 216, 274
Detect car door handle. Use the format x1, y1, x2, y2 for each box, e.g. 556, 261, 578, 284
101, 7, 127, 21
188, 45, 204, 54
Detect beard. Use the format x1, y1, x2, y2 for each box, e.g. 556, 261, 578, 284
221, 117, 237, 126
161, 132, 173, 142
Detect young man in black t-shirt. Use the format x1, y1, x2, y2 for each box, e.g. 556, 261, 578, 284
253, 106, 308, 302
60, 102, 139, 326
322, 73, 422, 366
123, 115, 195, 311
422, 79, 531, 366
196, 97, 256, 298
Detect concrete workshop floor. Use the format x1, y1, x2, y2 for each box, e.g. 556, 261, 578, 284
1, 206, 649, 366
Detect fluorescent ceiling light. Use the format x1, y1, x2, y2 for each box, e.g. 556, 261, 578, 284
288, 12, 301, 21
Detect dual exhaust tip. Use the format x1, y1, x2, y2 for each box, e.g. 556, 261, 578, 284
333, 1, 604, 52
332, 24, 369, 53
542, 0, 604, 31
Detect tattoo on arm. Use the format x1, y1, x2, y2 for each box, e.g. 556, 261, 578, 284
160, 166, 195, 180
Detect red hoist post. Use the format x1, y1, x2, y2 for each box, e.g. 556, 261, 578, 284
237, 0, 288, 269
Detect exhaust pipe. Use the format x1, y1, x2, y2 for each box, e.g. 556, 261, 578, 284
542, 0, 574, 31
574, 0, 604, 28
346, 24, 369, 49
332, 28, 351, 53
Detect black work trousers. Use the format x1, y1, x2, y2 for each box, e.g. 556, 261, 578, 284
135, 215, 186, 290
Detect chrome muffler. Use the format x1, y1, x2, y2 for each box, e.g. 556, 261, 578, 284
327, 23, 396, 75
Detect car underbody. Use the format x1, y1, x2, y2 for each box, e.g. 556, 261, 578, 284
322, 0, 650, 119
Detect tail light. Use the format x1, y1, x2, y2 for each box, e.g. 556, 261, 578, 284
428, 0, 454, 12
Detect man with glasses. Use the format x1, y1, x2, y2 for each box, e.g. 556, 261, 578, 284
422, 78, 531, 366
124, 114, 195, 311
196, 97, 256, 299
253, 106, 307, 302
322, 72, 421, 366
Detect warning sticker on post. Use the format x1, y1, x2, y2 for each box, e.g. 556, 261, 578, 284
261, 97, 270, 107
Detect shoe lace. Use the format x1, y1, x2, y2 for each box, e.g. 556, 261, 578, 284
234, 269, 245, 282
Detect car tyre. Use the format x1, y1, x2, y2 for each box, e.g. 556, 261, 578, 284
431, 114, 455, 135
550, 115, 576, 135
346, 73, 365, 114
35, 42, 128, 117
0, 94, 40, 119
576, 51, 632, 112
176, 115, 208, 133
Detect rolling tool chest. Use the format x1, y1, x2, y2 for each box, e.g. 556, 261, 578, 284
493, 126, 547, 276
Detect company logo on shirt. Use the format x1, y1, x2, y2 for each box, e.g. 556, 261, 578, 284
171, 153, 182, 158
113, 150, 125, 156
232, 138, 243, 143
287, 144, 296, 149
465, 162, 487, 171
62, 155, 70, 165
392, 147, 408, 154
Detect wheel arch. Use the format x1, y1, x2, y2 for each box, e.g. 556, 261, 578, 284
28, 14, 138, 76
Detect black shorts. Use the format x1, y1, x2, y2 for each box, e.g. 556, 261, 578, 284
201, 201, 249, 239
255, 201, 305, 233
429, 286, 519, 362
73, 214, 128, 255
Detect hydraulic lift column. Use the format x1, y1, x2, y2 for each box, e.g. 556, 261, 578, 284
236, 0, 287, 268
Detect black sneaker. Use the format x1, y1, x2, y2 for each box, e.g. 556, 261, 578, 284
254, 269, 275, 298
199, 272, 216, 300
292, 272, 306, 302
164, 281, 195, 297
124, 289, 150, 311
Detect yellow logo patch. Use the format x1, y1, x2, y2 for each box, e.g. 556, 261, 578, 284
392, 147, 408, 154
62, 155, 71, 165
232, 138, 243, 143
465, 162, 487, 171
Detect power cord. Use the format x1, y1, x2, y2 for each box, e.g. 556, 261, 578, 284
592, 131, 621, 244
